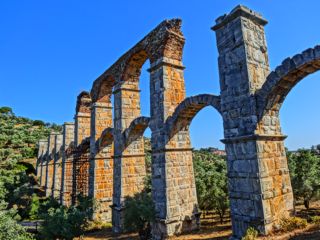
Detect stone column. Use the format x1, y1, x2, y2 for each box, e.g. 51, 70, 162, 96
149, 57, 199, 238
112, 81, 147, 232
212, 5, 293, 238
73, 111, 91, 202
38, 140, 48, 186
61, 122, 75, 206
52, 134, 63, 199
45, 132, 57, 197
36, 140, 48, 186
89, 102, 114, 221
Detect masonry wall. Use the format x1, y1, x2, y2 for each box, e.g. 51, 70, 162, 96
37, 140, 48, 186
150, 58, 199, 238
52, 134, 63, 199
74, 110, 91, 201
112, 81, 147, 232
89, 102, 114, 221
45, 132, 57, 197
213, 5, 293, 238
61, 122, 75, 206
34, 8, 301, 239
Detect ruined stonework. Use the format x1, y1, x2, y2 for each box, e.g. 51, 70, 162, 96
89, 101, 114, 221
36, 5, 320, 239
73, 92, 92, 203
52, 134, 63, 199
61, 122, 75, 206
37, 139, 48, 186
45, 132, 57, 197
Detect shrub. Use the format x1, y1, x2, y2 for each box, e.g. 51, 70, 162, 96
287, 149, 320, 209
193, 149, 229, 223
32, 120, 45, 126
39, 205, 89, 240
39, 195, 94, 240
86, 221, 112, 232
311, 215, 320, 224
123, 190, 155, 240
242, 227, 258, 240
278, 217, 307, 232
0, 202, 34, 240
28, 194, 40, 220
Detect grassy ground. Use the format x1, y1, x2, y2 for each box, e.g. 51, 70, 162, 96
81, 202, 320, 240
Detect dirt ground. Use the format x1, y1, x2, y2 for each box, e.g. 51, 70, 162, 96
81, 202, 320, 240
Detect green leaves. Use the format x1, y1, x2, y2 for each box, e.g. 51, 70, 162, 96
0, 201, 35, 240
287, 149, 320, 209
193, 149, 229, 223
39, 195, 94, 240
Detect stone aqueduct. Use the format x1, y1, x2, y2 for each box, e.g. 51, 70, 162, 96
36, 5, 320, 239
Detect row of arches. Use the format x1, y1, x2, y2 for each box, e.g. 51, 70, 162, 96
36, 5, 320, 239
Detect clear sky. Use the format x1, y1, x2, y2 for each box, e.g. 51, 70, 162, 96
1, 0, 320, 150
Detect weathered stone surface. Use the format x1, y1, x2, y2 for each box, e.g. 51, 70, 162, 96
36, 4, 319, 239
52, 134, 63, 199
61, 122, 75, 206
89, 101, 113, 222
213, 5, 294, 239
45, 132, 58, 197
37, 139, 48, 187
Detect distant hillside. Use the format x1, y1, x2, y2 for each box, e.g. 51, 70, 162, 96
0, 106, 62, 164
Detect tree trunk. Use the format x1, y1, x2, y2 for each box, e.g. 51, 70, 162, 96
304, 199, 310, 210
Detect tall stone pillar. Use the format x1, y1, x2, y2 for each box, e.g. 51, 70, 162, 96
61, 122, 75, 206
112, 81, 147, 232
45, 132, 57, 197
89, 102, 114, 221
212, 5, 293, 238
38, 139, 48, 187
149, 57, 199, 238
73, 99, 91, 202
52, 134, 63, 199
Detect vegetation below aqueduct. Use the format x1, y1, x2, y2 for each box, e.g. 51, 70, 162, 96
1, 106, 320, 240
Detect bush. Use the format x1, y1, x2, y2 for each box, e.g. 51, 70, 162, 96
242, 227, 258, 240
28, 194, 40, 220
193, 149, 229, 223
0, 202, 34, 240
287, 149, 320, 209
39, 195, 94, 240
0, 106, 13, 116
32, 120, 45, 126
39, 205, 89, 240
123, 190, 155, 240
311, 215, 320, 224
278, 217, 307, 232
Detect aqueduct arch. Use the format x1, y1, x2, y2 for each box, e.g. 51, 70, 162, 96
89, 76, 114, 221
165, 94, 221, 139
36, 5, 320, 239
256, 46, 320, 135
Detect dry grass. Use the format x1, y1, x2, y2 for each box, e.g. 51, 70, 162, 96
80, 202, 320, 240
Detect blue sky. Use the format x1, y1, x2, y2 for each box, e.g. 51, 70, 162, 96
1, 0, 320, 150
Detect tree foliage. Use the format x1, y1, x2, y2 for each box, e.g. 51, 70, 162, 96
287, 149, 320, 209
193, 149, 229, 223
0, 201, 34, 240
38, 195, 95, 240
0, 107, 61, 238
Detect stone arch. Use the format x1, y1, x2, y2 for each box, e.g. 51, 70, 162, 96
88, 18, 186, 233
122, 116, 150, 148
89, 75, 115, 221
121, 50, 149, 83
98, 127, 114, 150
256, 46, 320, 134
165, 94, 222, 139
91, 75, 115, 103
